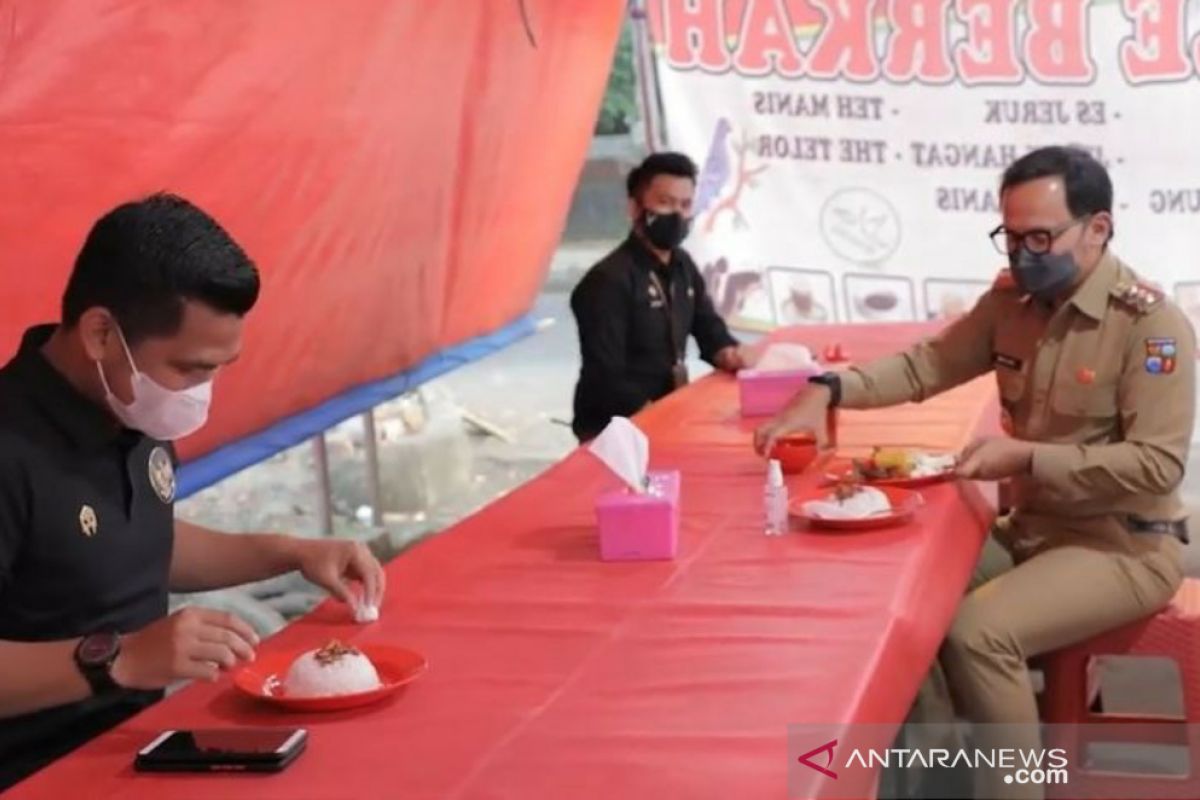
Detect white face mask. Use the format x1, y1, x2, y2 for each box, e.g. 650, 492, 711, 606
95, 326, 212, 441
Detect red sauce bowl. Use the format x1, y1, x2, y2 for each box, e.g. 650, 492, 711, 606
769, 434, 819, 474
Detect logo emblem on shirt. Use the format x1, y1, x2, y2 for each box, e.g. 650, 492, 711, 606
148, 446, 176, 504
648, 284, 665, 308
79, 505, 98, 537
1075, 367, 1096, 385
1145, 338, 1177, 375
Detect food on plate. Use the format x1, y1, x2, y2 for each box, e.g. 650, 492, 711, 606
283, 640, 382, 698
850, 448, 956, 481
801, 480, 892, 520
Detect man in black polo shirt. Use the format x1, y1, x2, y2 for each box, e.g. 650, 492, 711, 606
570, 152, 747, 441
0, 194, 386, 789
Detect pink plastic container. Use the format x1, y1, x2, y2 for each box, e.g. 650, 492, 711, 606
595, 470, 681, 562
737, 368, 820, 417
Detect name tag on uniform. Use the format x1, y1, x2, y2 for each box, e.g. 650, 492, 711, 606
993, 352, 1023, 371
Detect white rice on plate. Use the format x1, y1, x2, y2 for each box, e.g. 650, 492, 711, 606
284, 640, 382, 697
802, 485, 892, 520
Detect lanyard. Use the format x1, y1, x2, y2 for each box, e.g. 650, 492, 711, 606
646, 268, 682, 365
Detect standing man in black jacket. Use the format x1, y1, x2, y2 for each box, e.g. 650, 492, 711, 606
570, 152, 746, 441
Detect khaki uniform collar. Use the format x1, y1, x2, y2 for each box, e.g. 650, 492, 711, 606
1068, 251, 1119, 321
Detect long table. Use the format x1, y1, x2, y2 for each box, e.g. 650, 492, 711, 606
9, 323, 998, 800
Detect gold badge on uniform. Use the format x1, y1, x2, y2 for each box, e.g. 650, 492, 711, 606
148, 446, 176, 504
1112, 280, 1163, 314
79, 505, 98, 537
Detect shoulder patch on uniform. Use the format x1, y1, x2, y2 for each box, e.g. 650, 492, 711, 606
1144, 337, 1178, 374
1111, 280, 1163, 314
992, 268, 1016, 290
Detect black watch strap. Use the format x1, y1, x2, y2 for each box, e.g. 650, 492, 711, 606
807, 372, 842, 408
75, 633, 122, 695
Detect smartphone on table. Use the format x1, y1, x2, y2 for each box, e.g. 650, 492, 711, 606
134, 728, 307, 773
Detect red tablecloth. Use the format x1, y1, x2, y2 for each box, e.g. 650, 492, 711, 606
9, 323, 998, 800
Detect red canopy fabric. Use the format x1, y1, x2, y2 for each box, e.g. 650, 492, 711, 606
0, 0, 623, 460
10, 322, 1000, 800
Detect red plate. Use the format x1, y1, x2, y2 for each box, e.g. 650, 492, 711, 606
789, 485, 923, 531
233, 643, 427, 712
822, 456, 956, 488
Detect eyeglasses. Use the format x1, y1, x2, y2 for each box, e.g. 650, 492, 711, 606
988, 216, 1090, 255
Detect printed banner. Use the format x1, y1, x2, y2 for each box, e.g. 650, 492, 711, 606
646, 0, 1200, 332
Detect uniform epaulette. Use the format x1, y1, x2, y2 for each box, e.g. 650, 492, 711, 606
1111, 280, 1163, 314
992, 269, 1016, 290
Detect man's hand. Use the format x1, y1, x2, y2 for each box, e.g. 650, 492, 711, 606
714, 345, 745, 373
112, 607, 259, 689
955, 437, 1034, 481
289, 537, 386, 610
753, 384, 832, 455
739, 339, 769, 367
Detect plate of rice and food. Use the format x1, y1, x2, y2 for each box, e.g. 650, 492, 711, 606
233, 639, 427, 712
789, 479, 922, 531
823, 447, 957, 488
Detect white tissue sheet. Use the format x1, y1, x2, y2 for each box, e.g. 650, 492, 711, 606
753, 343, 817, 372
587, 416, 650, 493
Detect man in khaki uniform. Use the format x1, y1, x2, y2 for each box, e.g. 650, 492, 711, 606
757, 146, 1195, 799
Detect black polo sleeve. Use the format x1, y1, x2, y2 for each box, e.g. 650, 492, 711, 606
0, 441, 30, 595
683, 256, 738, 363
571, 269, 651, 416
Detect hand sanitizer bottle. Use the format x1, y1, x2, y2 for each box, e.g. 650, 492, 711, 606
764, 459, 789, 536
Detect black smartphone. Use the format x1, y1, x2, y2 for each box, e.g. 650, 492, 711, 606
134, 728, 307, 773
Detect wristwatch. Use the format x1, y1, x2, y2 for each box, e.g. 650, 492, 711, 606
807, 372, 842, 408
75, 633, 122, 695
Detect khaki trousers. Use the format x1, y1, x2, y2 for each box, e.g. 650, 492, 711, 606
910, 522, 1183, 800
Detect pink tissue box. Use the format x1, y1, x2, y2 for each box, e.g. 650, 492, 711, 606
595, 470, 681, 562
737, 367, 820, 417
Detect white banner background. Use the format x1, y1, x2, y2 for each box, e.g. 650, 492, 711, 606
647, 0, 1200, 333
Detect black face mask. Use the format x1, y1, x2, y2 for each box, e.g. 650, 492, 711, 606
1008, 247, 1079, 303
640, 210, 691, 251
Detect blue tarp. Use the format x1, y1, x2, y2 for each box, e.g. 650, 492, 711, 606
177, 314, 538, 499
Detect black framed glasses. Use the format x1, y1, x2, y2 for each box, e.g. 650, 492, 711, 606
988, 216, 1090, 255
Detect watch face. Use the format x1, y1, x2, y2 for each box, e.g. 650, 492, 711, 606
79, 633, 119, 665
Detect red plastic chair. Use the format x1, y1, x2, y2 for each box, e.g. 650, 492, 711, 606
1041, 578, 1200, 798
